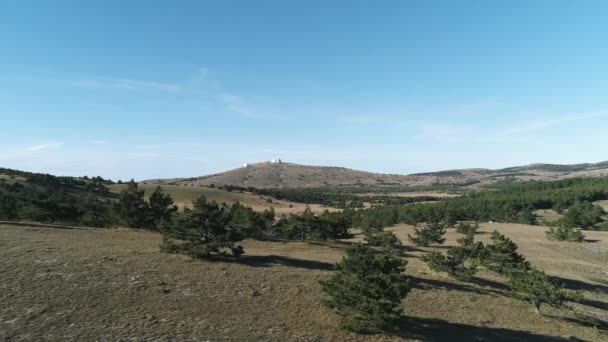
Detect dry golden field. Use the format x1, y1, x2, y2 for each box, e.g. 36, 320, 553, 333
108, 184, 337, 216
1, 222, 607, 341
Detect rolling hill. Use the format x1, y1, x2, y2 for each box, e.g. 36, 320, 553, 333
148, 160, 608, 189
154, 162, 417, 188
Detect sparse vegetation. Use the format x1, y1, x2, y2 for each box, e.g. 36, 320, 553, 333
159, 196, 245, 258
408, 222, 446, 247
546, 226, 586, 242
320, 242, 410, 333
364, 231, 404, 257
508, 268, 581, 315
455, 221, 479, 235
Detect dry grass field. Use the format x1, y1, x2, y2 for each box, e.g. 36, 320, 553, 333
108, 184, 337, 216
1, 222, 607, 341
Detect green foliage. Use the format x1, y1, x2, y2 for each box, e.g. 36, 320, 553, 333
79, 196, 113, 227
545, 226, 585, 242
220, 185, 440, 208
274, 207, 352, 240
114, 180, 149, 228
159, 196, 244, 258
422, 230, 529, 281
421, 230, 483, 280
553, 201, 605, 230
227, 202, 274, 239
421, 250, 477, 281
508, 268, 582, 315
147, 186, 178, 228
320, 243, 410, 333
346, 176, 608, 230
408, 222, 446, 247
0, 170, 115, 225
364, 231, 403, 257
482, 231, 530, 274
598, 221, 608, 231
455, 222, 479, 235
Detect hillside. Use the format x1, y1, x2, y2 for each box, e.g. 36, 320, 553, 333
2, 222, 606, 341
0, 168, 115, 224
108, 183, 336, 216
162, 162, 417, 189
150, 160, 608, 189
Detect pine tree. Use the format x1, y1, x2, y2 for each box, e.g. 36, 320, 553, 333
147, 186, 177, 229
421, 229, 482, 280
364, 231, 403, 257
321, 243, 410, 333
408, 222, 446, 247
159, 196, 244, 258
455, 222, 479, 235
545, 226, 585, 242
482, 231, 530, 274
115, 180, 148, 228
508, 268, 581, 315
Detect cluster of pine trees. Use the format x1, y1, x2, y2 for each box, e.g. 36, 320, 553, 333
340, 177, 608, 230
418, 223, 582, 315
220, 184, 440, 208
0, 169, 114, 224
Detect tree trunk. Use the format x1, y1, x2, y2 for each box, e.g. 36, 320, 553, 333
533, 300, 541, 315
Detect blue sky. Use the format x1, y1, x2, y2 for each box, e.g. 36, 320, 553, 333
1, 1, 607, 180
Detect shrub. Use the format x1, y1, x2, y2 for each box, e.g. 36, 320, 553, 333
481, 231, 530, 274
408, 222, 446, 247
421, 251, 476, 280
364, 231, 403, 257
545, 226, 585, 242
159, 196, 244, 258
455, 222, 479, 235
421, 234, 481, 281
508, 268, 582, 315
558, 201, 605, 229
321, 243, 410, 333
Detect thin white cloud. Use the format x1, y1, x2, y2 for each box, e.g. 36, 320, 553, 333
89, 140, 109, 145
71, 77, 182, 93
219, 93, 253, 117
27, 142, 64, 151
505, 111, 608, 135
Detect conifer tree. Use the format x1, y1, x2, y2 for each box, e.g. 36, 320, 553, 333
115, 180, 148, 228
408, 222, 446, 247
545, 226, 585, 242
508, 268, 581, 315
364, 231, 403, 257
482, 231, 530, 274
147, 186, 178, 229
321, 243, 410, 333
160, 196, 244, 258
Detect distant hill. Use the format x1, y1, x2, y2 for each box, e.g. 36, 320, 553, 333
156, 162, 415, 189
149, 160, 608, 189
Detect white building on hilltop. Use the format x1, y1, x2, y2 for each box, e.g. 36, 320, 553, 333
242, 159, 282, 168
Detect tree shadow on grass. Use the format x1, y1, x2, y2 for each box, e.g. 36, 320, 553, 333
467, 277, 511, 292
554, 314, 608, 333
409, 275, 505, 297
576, 297, 608, 311
549, 275, 608, 294
207, 254, 336, 271
393, 316, 574, 341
